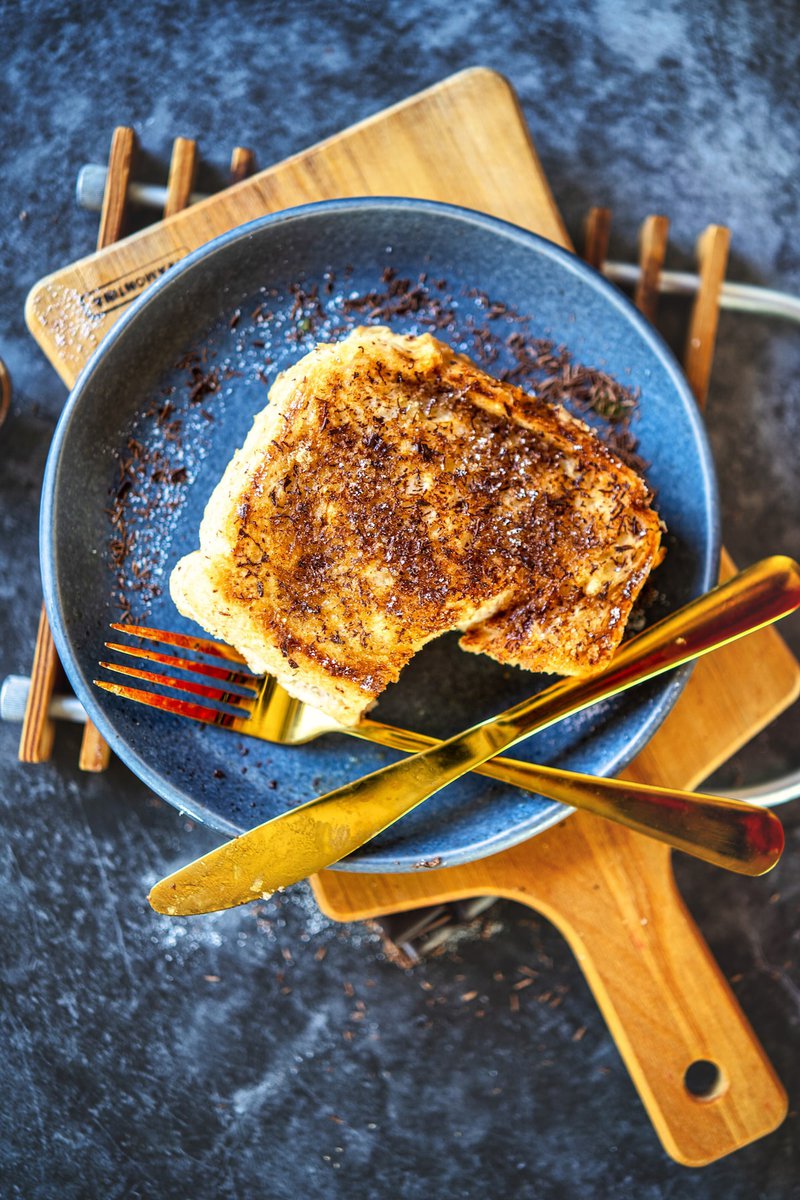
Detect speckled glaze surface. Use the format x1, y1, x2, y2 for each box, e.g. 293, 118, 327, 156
3, 3, 799, 1198
41, 199, 718, 868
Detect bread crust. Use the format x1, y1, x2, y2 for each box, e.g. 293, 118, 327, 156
171, 327, 662, 725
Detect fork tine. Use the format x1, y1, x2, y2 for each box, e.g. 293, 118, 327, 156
94, 679, 244, 728
110, 623, 248, 664
104, 642, 260, 690
99, 660, 256, 710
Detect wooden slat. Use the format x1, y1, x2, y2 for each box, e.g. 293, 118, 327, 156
229, 145, 256, 184
163, 137, 198, 217
684, 224, 731, 409
19, 605, 59, 762
77, 723, 111, 771
96, 126, 136, 248
583, 205, 611, 270
634, 213, 670, 321
79, 128, 142, 772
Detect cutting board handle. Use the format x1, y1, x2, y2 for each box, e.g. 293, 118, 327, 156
314, 812, 787, 1166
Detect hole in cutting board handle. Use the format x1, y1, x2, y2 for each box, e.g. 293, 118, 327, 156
684, 1059, 727, 1101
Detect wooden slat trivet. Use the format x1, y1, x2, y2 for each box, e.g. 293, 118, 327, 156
583, 205, 611, 271
96, 126, 136, 248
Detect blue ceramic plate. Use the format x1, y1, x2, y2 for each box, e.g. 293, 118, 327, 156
41, 199, 719, 870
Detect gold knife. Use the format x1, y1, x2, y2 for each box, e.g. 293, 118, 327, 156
149, 556, 799, 915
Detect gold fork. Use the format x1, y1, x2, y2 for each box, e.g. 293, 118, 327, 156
95, 557, 797, 906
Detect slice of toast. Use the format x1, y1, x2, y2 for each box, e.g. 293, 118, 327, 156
171, 327, 663, 725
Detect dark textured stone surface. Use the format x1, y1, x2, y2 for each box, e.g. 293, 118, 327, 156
0, 2, 798, 1197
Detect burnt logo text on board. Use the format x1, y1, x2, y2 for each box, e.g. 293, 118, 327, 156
80, 249, 190, 317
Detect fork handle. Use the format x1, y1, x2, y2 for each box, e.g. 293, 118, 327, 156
350, 720, 783, 873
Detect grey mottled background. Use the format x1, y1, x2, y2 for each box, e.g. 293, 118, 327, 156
1, 2, 798, 1197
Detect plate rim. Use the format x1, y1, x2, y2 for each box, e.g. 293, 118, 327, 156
40, 196, 721, 868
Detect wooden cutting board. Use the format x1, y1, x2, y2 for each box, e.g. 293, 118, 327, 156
27, 67, 797, 1165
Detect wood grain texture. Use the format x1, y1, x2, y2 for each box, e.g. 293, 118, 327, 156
312, 815, 787, 1167
635, 214, 670, 320
164, 137, 198, 217
77, 723, 111, 771
685, 224, 731, 409
79, 126, 142, 772
96, 126, 136, 249
18, 604, 59, 762
583, 205, 612, 270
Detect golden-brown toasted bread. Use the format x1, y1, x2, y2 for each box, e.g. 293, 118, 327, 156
171, 327, 662, 725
